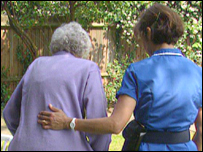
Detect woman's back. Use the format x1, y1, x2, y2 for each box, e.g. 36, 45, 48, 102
127, 48, 202, 151
6, 51, 111, 151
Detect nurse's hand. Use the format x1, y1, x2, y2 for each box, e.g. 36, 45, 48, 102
38, 104, 71, 130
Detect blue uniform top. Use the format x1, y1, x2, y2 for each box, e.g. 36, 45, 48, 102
116, 48, 202, 151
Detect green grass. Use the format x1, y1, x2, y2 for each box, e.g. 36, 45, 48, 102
109, 134, 125, 151
108, 131, 196, 151
1, 141, 10, 151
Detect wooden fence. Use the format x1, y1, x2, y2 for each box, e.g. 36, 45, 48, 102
1, 15, 146, 94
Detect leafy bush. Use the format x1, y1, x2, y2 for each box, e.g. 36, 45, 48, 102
104, 1, 202, 108
1, 1, 202, 110
104, 54, 134, 108
16, 45, 33, 74
102, 1, 202, 65
1, 67, 10, 110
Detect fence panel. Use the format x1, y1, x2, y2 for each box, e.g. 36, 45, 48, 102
1, 25, 109, 93
1, 20, 146, 94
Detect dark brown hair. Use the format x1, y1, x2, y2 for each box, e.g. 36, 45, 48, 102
134, 3, 184, 45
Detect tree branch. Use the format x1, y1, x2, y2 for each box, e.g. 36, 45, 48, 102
69, 1, 76, 21
4, 3, 37, 59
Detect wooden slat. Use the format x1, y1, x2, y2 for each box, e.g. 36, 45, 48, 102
1, 77, 21, 82
1, 23, 145, 94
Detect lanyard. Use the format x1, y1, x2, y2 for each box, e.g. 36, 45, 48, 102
153, 52, 183, 56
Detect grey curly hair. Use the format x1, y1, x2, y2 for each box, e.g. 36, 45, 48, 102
50, 22, 92, 58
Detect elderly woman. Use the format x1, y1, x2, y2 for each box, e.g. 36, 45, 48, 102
3, 22, 111, 151
38, 4, 202, 151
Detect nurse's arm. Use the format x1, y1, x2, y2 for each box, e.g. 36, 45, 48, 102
193, 108, 202, 151
74, 95, 136, 134
38, 95, 136, 134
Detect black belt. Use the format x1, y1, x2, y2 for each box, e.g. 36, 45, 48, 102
142, 130, 190, 144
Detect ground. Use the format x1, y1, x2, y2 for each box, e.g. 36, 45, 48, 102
1, 116, 12, 136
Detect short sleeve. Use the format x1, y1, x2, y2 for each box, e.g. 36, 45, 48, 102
116, 65, 138, 101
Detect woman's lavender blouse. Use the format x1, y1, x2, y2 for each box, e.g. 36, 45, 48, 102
3, 51, 111, 151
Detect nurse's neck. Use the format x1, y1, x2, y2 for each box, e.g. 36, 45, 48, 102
145, 27, 175, 56
147, 43, 175, 56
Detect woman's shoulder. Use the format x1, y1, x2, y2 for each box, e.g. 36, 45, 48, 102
79, 57, 99, 65
75, 58, 100, 72
182, 57, 202, 72
129, 57, 153, 70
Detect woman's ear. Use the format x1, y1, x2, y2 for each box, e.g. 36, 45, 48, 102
146, 27, 152, 41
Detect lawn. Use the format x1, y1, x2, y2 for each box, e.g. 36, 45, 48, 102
109, 134, 125, 151
108, 131, 196, 151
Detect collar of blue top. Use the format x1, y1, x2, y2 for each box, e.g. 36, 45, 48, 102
153, 48, 183, 56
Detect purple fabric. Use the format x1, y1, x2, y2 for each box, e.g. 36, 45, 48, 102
3, 51, 111, 151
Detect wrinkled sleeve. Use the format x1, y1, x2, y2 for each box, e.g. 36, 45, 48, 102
116, 65, 138, 101
83, 68, 111, 151
3, 76, 24, 136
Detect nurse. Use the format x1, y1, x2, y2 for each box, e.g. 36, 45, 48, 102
38, 3, 202, 151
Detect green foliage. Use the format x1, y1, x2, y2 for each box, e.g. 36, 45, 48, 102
1, 67, 10, 109
101, 1, 202, 65
1, 1, 202, 109
2, 1, 201, 64
103, 1, 202, 105
105, 55, 134, 107
16, 45, 33, 74
167, 1, 202, 65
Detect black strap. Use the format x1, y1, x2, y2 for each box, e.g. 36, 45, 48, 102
142, 130, 190, 144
